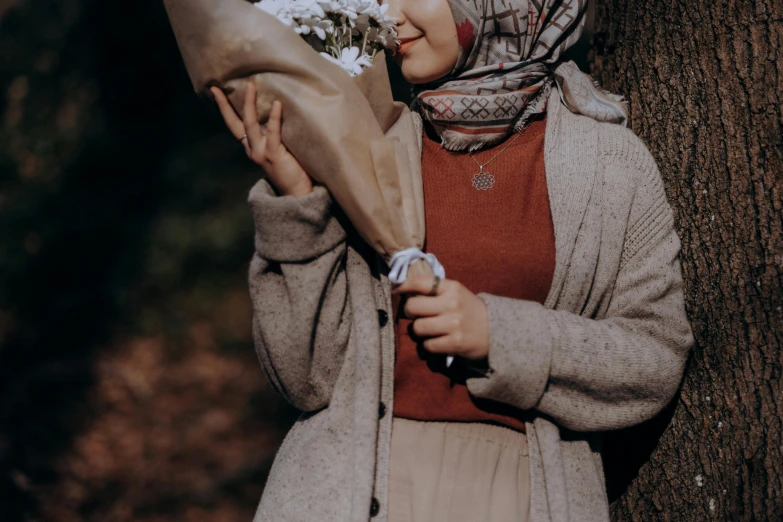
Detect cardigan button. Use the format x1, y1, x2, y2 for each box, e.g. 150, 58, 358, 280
377, 309, 389, 327
379, 401, 387, 419
370, 497, 380, 517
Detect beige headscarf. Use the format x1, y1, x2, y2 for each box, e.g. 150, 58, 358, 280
413, 0, 628, 152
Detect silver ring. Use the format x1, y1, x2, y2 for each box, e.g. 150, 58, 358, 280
428, 275, 441, 297
238, 134, 248, 143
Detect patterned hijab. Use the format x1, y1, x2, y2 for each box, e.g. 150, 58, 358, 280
413, 0, 628, 152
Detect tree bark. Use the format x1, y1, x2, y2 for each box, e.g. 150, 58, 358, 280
590, 0, 783, 520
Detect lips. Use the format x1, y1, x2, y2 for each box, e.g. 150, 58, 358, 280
397, 35, 423, 54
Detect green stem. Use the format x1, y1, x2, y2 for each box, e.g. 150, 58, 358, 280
326, 32, 339, 59
361, 28, 369, 55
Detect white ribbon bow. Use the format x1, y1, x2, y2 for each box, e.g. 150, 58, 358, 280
388, 248, 453, 367
388, 247, 446, 284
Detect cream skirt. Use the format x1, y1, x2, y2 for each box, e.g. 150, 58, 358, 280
387, 416, 531, 522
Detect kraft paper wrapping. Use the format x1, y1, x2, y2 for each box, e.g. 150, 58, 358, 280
163, 0, 433, 279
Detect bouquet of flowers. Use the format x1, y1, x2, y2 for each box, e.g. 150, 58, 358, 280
162, 0, 444, 282
254, 0, 397, 77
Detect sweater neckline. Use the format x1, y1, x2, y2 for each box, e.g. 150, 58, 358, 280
422, 116, 548, 161
411, 85, 598, 311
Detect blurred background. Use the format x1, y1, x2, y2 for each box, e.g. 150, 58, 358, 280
0, 1, 592, 520
0, 1, 301, 520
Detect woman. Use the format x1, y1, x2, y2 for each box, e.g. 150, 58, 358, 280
211, 0, 694, 521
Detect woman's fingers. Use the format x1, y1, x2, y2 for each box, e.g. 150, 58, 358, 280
392, 273, 448, 296
243, 83, 267, 157
410, 315, 456, 338
404, 294, 446, 318
265, 100, 283, 158
422, 334, 458, 354
210, 86, 245, 139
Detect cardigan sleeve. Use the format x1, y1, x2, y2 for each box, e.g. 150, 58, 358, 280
465, 133, 694, 432
248, 178, 352, 412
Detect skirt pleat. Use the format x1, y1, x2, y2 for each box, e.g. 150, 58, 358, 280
388, 417, 530, 522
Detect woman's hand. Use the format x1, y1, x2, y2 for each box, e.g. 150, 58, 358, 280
210, 83, 314, 198
391, 275, 489, 360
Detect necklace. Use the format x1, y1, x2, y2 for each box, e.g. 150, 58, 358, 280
468, 127, 526, 191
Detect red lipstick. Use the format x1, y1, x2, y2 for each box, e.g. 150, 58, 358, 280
397, 35, 423, 54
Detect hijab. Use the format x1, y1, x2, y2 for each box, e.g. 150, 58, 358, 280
412, 0, 629, 152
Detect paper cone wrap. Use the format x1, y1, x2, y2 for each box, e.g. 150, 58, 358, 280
163, 0, 436, 279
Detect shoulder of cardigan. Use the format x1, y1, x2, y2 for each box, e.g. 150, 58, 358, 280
543, 85, 652, 168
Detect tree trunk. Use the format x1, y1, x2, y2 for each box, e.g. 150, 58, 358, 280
589, 1, 783, 520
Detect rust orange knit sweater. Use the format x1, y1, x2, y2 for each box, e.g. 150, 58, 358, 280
392, 115, 554, 433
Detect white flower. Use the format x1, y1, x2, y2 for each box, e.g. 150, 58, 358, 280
256, 0, 397, 75
290, 0, 326, 19
366, 24, 396, 48
351, 0, 382, 32
296, 16, 333, 40
354, 0, 388, 19
321, 0, 358, 24
319, 0, 355, 15
320, 46, 373, 76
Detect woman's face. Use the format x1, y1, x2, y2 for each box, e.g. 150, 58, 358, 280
382, 0, 460, 84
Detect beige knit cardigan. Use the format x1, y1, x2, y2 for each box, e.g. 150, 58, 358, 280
247, 86, 694, 522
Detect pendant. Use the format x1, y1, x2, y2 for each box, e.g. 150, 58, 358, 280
472, 169, 495, 190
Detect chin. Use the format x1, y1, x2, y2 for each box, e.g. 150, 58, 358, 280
401, 65, 448, 85
396, 56, 450, 85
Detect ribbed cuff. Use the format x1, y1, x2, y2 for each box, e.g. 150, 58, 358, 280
465, 293, 553, 410
248, 178, 346, 263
